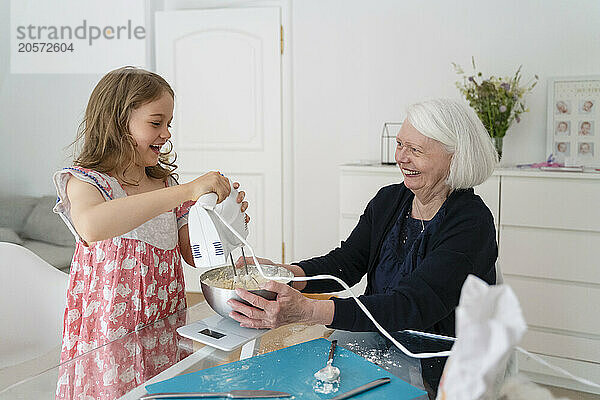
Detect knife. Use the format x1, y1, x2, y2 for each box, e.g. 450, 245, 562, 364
139, 390, 291, 399
329, 377, 391, 400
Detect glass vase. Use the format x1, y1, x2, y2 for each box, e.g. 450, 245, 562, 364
493, 136, 504, 160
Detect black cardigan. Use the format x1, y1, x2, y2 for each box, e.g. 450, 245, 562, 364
296, 183, 497, 337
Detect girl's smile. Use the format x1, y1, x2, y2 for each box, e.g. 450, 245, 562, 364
128, 92, 174, 167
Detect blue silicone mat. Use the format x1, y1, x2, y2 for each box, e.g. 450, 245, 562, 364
146, 338, 427, 399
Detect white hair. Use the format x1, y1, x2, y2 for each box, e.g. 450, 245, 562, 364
406, 98, 498, 190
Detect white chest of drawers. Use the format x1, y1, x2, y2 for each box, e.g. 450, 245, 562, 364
339, 164, 600, 393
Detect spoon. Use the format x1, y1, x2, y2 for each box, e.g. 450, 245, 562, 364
314, 340, 340, 382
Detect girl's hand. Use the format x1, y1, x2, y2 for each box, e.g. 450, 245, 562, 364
188, 171, 230, 203
232, 182, 250, 223
227, 281, 334, 329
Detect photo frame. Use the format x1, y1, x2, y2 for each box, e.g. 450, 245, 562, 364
547, 76, 600, 167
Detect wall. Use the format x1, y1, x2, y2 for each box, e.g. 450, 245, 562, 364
0, 1, 101, 197
291, 0, 600, 260
2, 0, 600, 261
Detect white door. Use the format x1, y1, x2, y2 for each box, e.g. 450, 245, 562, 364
155, 8, 282, 290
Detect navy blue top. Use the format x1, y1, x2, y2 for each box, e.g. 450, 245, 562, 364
295, 183, 497, 337
373, 209, 430, 293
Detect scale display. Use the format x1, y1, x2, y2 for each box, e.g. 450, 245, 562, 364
199, 328, 226, 339
177, 315, 267, 352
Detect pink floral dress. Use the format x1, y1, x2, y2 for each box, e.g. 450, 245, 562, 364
52, 167, 194, 399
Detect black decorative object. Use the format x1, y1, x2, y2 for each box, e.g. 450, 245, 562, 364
380, 122, 402, 165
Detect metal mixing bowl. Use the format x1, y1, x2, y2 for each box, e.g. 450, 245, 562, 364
200, 264, 294, 320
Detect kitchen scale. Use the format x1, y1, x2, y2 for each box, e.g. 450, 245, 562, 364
177, 314, 267, 354
176, 184, 268, 356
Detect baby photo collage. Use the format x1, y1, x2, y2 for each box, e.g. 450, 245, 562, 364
552, 80, 600, 166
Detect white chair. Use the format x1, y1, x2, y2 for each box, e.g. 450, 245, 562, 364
0, 243, 68, 388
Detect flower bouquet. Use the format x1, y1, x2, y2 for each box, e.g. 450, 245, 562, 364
452, 57, 538, 159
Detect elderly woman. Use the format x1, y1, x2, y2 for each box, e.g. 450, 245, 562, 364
232, 99, 497, 347
230, 98, 498, 338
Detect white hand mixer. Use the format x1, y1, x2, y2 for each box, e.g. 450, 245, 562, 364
186, 184, 257, 288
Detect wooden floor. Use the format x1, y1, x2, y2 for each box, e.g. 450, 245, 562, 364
185, 291, 205, 307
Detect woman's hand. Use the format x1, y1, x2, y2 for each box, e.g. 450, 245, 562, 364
187, 171, 231, 203
232, 181, 250, 223
227, 281, 334, 329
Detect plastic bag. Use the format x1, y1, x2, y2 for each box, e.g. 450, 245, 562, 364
437, 275, 527, 400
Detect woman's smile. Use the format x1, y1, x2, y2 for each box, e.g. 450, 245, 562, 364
401, 167, 421, 177
395, 121, 452, 200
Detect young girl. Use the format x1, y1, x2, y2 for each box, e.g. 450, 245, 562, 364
53, 66, 248, 397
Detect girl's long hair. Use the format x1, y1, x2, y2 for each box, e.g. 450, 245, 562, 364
72, 66, 177, 185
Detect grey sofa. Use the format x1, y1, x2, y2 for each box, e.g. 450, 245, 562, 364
0, 196, 75, 273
